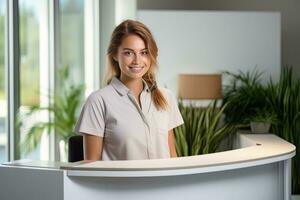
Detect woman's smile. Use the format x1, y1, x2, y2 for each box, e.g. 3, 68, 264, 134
128, 66, 144, 73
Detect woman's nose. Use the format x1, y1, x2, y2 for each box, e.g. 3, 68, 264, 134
132, 54, 141, 64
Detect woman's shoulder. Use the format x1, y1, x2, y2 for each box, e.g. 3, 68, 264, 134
86, 85, 114, 103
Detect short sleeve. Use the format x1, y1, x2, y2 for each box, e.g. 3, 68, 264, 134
167, 90, 184, 130
74, 93, 105, 137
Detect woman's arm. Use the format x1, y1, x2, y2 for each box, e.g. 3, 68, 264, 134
168, 129, 177, 158
83, 134, 104, 161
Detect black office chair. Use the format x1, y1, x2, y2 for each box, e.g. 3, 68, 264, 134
68, 135, 84, 162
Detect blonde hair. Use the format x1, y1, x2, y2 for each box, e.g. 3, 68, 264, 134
105, 19, 168, 110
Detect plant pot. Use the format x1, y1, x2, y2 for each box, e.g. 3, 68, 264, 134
250, 122, 271, 134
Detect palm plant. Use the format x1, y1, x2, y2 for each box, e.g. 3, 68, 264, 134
174, 101, 238, 157
18, 67, 85, 157
247, 107, 277, 124
222, 69, 268, 125
265, 66, 300, 194
222, 66, 300, 194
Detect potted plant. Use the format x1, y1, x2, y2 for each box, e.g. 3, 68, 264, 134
222, 69, 267, 126
266, 67, 300, 194
174, 100, 239, 156
222, 66, 300, 194
248, 108, 277, 134
17, 67, 85, 161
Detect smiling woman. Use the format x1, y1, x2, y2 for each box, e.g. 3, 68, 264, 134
75, 20, 183, 161
115, 35, 151, 85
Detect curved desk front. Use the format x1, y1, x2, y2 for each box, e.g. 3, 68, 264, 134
0, 134, 296, 200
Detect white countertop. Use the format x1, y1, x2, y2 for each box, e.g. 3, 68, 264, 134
61, 134, 295, 177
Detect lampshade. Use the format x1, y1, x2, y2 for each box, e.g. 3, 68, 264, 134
178, 74, 222, 99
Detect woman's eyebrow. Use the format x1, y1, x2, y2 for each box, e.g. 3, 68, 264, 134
122, 48, 134, 51
122, 48, 148, 51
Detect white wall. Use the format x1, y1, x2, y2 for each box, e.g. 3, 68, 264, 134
138, 0, 300, 78
137, 11, 281, 96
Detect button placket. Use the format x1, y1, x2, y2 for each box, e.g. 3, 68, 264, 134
127, 92, 152, 159
140, 91, 155, 158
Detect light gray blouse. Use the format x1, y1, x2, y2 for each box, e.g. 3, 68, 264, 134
75, 77, 184, 160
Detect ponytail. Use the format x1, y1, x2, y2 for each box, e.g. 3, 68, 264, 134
143, 71, 168, 111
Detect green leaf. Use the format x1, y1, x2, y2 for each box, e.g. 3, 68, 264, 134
17, 67, 85, 155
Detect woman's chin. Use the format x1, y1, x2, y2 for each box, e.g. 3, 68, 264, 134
123, 71, 147, 80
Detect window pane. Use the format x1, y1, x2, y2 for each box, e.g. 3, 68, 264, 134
59, 0, 84, 85
58, 0, 85, 161
0, 0, 7, 163
19, 0, 41, 159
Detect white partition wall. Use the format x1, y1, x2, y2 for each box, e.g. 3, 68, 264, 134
137, 11, 281, 95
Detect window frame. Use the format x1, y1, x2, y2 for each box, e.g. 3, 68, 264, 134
6, 0, 21, 161
4, 0, 102, 162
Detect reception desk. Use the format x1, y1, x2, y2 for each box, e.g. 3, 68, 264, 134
0, 133, 296, 200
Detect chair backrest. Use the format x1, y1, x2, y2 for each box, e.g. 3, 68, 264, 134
68, 135, 84, 162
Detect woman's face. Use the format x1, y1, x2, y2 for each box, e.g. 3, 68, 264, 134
114, 34, 151, 81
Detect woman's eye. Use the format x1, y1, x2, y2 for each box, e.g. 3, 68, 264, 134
141, 51, 148, 55
123, 51, 133, 56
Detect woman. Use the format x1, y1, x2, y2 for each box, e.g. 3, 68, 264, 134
75, 19, 183, 161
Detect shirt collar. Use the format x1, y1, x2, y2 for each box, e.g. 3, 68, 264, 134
142, 79, 150, 93
110, 77, 150, 96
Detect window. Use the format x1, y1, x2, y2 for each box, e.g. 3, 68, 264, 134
2, 0, 103, 162
58, 0, 85, 85
19, 0, 42, 160
0, 0, 7, 163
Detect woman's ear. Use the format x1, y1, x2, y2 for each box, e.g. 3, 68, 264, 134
113, 56, 118, 62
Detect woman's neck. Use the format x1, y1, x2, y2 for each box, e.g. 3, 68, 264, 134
119, 75, 143, 97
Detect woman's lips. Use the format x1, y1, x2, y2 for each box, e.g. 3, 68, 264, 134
129, 66, 144, 73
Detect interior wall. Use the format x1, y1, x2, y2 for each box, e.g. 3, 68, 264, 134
137, 0, 300, 78
137, 11, 280, 96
